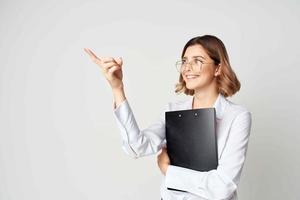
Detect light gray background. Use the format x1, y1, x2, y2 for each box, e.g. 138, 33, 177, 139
0, 0, 299, 199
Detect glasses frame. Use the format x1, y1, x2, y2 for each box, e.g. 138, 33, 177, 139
175, 58, 215, 73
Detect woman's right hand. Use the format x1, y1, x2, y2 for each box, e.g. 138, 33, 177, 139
84, 48, 124, 90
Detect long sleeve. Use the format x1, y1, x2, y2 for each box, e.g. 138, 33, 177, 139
112, 99, 168, 158
165, 111, 252, 200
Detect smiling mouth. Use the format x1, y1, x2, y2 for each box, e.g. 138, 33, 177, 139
185, 74, 200, 80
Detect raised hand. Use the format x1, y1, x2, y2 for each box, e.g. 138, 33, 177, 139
84, 48, 124, 90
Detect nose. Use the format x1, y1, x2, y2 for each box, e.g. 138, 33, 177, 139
182, 63, 193, 73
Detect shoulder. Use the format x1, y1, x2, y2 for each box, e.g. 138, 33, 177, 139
223, 98, 252, 127
226, 99, 251, 115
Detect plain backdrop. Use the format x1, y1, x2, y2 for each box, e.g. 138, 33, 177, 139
0, 0, 299, 199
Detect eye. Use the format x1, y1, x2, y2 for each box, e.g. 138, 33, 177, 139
195, 59, 204, 64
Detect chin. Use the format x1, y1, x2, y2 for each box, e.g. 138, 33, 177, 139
185, 84, 194, 90
185, 81, 202, 90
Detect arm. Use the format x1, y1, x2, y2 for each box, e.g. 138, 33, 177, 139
112, 89, 168, 158
84, 49, 152, 157
112, 86, 126, 108
165, 111, 252, 200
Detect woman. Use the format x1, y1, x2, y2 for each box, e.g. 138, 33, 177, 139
84, 35, 252, 200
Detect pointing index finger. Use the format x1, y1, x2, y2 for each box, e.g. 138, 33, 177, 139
84, 48, 102, 61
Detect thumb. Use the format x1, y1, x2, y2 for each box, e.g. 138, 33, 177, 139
115, 57, 123, 66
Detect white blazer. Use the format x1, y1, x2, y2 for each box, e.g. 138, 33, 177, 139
112, 93, 252, 200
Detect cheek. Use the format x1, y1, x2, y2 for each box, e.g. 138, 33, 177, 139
200, 69, 215, 81
183, 70, 214, 85
184, 69, 215, 87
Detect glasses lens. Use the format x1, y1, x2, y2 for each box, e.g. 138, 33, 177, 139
175, 59, 203, 72
191, 59, 199, 71
175, 61, 183, 72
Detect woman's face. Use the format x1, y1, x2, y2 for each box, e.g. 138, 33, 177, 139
181, 44, 219, 91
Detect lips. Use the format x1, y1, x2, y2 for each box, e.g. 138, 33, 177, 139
185, 74, 200, 79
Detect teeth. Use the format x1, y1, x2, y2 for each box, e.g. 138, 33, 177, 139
186, 75, 199, 79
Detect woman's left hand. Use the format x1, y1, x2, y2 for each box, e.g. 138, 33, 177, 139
157, 147, 170, 175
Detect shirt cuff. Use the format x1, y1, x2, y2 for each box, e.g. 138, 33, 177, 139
165, 165, 208, 197
113, 99, 128, 112
112, 99, 139, 157
165, 165, 237, 199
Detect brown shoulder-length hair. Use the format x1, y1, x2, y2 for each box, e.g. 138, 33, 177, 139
175, 35, 240, 97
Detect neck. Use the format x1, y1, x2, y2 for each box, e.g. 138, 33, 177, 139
192, 82, 219, 109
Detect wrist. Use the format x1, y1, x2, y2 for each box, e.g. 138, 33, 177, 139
112, 86, 126, 108
112, 85, 124, 93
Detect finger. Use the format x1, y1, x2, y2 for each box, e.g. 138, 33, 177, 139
105, 66, 120, 78
84, 48, 101, 60
84, 49, 103, 66
107, 65, 121, 75
100, 57, 118, 63
103, 62, 120, 72
115, 57, 123, 66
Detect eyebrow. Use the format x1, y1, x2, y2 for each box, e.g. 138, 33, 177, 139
182, 55, 205, 60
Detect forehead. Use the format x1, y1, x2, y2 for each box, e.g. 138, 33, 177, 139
183, 44, 209, 60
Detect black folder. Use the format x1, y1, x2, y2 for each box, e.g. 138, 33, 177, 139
165, 108, 218, 192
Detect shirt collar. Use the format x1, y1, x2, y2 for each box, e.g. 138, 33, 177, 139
187, 93, 226, 120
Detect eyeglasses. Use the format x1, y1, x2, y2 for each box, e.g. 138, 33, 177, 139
175, 58, 214, 73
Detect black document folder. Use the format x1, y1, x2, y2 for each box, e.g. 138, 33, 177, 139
165, 108, 218, 192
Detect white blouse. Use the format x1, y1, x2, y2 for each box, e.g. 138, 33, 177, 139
112, 93, 252, 200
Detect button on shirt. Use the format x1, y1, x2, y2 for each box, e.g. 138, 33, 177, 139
112, 93, 252, 200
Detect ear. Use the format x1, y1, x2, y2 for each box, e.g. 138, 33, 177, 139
214, 64, 221, 76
